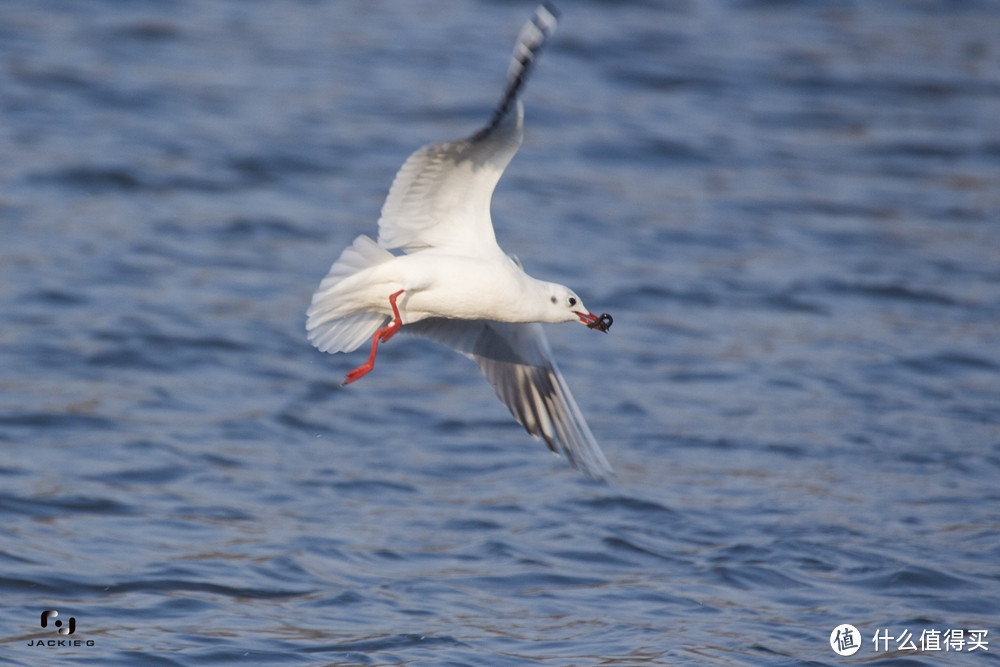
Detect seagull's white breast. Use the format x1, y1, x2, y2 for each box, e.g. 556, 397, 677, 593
391, 252, 541, 324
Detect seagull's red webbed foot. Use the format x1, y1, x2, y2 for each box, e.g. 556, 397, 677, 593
344, 360, 375, 384
344, 289, 405, 385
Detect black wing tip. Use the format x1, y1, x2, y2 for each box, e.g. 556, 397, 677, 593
529, 3, 560, 47
473, 3, 560, 141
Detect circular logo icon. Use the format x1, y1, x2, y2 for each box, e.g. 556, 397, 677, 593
830, 624, 861, 656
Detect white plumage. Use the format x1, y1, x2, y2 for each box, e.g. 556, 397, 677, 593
307, 3, 613, 478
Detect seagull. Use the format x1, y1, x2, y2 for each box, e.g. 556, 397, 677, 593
306, 3, 613, 478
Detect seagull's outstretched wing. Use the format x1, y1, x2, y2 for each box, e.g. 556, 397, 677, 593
406, 316, 613, 479
376, 3, 559, 256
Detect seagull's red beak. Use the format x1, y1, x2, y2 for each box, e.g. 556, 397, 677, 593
575, 311, 613, 333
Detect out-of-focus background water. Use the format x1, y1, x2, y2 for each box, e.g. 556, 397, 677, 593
2, 0, 999, 664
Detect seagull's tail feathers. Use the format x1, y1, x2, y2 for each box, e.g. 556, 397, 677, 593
307, 235, 393, 354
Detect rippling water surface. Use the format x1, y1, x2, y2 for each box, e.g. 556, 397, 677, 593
2, 1, 999, 664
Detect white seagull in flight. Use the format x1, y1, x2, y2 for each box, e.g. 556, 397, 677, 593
306, 3, 613, 478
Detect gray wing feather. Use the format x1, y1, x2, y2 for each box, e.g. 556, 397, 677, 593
376, 4, 559, 255
406, 317, 613, 479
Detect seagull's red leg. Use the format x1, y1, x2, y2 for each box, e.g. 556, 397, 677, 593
344, 289, 405, 384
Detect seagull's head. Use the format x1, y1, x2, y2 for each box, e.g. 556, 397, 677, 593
543, 284, 612, 333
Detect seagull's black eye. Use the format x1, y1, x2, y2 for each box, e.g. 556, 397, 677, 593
568, 297, 577, 307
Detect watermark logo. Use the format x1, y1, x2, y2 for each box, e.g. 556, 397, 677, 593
831, 623, 861, 656
830, 624, 989, 656
40, 610, 75, 635
27, 610, 94, 648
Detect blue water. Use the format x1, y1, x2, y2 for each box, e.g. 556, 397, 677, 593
2, 1, 999, 664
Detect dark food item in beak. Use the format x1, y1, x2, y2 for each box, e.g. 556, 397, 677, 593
587, 313, 613, 333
